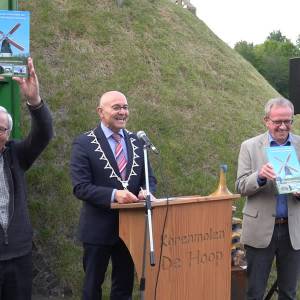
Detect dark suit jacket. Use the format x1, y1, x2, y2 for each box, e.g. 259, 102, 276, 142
70, 124, 157, 245
0, 103, 53, 260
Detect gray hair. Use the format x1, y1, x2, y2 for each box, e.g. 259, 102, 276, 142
264, 97, 294, 117
0, 106, 13, 131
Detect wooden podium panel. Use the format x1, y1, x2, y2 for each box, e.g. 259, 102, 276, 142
112, 194, 240, 300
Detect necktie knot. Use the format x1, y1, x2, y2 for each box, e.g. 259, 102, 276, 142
112, 133, 121, 143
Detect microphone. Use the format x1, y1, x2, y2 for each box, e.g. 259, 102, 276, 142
137, 131, 159, 154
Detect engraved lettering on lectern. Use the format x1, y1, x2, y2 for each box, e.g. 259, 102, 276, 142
162, 228, 225, 247
188, 250, 223, 266
161, 256, 182, 270
161, 250, 224, 271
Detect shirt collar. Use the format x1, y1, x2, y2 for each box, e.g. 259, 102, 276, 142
268, 132, 292, 146
100, 122, 124, 139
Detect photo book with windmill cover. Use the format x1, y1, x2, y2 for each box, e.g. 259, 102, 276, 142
266, 145, 300, 194
0, 10, 30, 77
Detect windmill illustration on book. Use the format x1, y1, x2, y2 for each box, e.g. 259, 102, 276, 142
0, 23, 24, 56
274, 152, 299, 178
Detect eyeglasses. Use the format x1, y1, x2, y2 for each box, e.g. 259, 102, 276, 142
111, 105, 129, 112
0, 126, 8, 135
268, 118, 293, 126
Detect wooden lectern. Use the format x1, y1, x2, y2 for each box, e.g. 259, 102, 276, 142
112, 194, 240, 300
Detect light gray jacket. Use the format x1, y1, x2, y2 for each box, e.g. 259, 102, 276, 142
236, 132, 300, 249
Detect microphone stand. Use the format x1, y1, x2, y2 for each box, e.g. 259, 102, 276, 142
139, 144, 155, 300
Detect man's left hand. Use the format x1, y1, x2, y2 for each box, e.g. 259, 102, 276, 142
138, 189, 157, 201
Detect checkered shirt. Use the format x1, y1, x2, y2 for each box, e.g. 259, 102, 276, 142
0, 153, 9, 230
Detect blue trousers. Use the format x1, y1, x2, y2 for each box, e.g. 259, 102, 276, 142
245, 223, 300, 300
82, 239, 134, 300
0, 252, 32, 300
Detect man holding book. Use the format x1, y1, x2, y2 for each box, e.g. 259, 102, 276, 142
236, 97, 300, 300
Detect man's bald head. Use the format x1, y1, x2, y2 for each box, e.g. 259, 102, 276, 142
99, 91, 127, 107
97, 91, 129, 133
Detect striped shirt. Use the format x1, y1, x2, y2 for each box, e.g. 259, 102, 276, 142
0, 153, 9, 230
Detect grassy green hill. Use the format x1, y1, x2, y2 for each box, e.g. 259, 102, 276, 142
17, 0, 299, 298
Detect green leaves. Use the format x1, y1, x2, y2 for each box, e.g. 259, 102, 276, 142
234, 30, 300, 97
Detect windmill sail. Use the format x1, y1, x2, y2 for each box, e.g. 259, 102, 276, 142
266, 145, 300, 194
0, 10, 30, 77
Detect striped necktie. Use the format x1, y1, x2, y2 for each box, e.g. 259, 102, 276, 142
112, 133, 127, 180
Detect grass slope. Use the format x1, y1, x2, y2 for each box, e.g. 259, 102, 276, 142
16, 0, 298, 298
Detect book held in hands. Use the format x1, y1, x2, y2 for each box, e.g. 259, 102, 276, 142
265, 145, 300, 194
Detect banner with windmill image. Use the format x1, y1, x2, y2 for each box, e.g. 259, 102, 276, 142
0, 10, 30, 77
266, 145, 300, 194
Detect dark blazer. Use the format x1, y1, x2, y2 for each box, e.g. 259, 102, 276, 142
0, 103, 53, 260
70, 125, 157, 245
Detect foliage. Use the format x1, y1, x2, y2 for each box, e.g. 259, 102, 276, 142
297, 35, 300, 49
234, 41, 256, 66
267, 30, 289, 43
16, 0, 284, 298
234, 30, 300, 98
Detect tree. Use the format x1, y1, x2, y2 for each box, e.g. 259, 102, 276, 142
234, 31, 300, 98
296, 35, 300, 49
267, 30, 288, 43
234, 41, 256, 65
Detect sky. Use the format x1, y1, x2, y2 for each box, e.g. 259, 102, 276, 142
190, 0, 300, 48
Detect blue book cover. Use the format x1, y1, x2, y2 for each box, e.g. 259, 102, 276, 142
0, 10, 30, 77
265, 145, 300, 194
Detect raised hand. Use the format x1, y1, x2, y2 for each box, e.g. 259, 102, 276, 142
12, 57, 41, 106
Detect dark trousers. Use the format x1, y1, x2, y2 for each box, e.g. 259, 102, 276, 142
82, 239, 134, 300
245, 223, 300, 300
0, 252, 32, 300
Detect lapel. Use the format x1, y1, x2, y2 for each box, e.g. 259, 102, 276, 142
88, 125, 140, 189
93, 125, 120, 176
123, 130, 133, 180
93, 126, 135, 181
290, 133, 300, 159
258, 132, 270, 165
